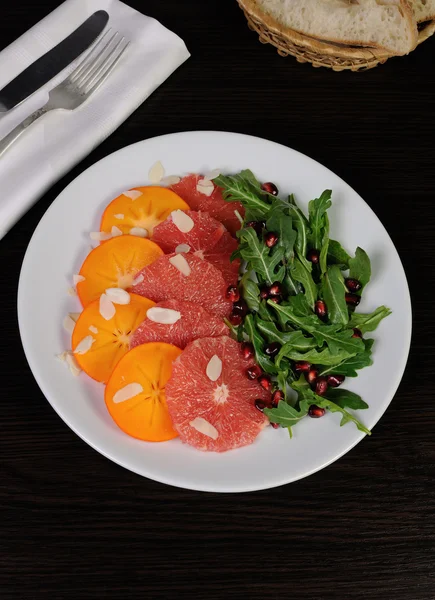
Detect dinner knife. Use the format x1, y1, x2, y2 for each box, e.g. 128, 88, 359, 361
0, 10, 109, 113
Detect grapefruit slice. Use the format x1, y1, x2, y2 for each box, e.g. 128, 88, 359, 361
166, 336, 270, 452
131, 253, 233, 319
77, 236, 163, 306
130, 300, 229, 350
100, 186, 189, 238
152, 210, 240, 285
72, 293, 155, 383
170, 174, 244, 236
105, 342, 182, 442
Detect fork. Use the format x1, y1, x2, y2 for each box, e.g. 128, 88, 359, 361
0, 30, 129, 158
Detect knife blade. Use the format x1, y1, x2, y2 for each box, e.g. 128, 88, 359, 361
0, 10, 109, 113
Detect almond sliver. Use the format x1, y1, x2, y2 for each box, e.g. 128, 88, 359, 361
147, 307, 181, 325
129, 227, 148, 238
65, 352, 81, 376
175, 243, 191, 254
105, 288, 130, 305
90, 231, 112, 241
161, 175, 181, 186
89, 325, 99, 334
171, 210, 194, 233
122, 190, 143, 200
63, 315, 76, 334
148, 161, 165, 183
73, 274, 85, 285
189, 417, 219, 440
206, 355, 222, 382
99, 293, 116, 320
111, 225, 123, 237
114, 213, 124, 219
203, 168, 220, 181
196, 179, 214, 197
169, 254, 191, 277
69, 312, 81, 323
74, 335, 95, 355
132, 274, 144, 286
113, 382, 143, 404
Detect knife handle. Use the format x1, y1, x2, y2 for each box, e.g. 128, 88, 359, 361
0, 105, 49, 158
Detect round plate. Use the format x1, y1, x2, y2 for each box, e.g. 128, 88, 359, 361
18, 131, 411, 493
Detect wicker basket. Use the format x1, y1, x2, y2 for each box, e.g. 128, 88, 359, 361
237, 0, 435, 72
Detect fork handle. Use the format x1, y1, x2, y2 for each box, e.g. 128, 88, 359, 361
0, 106, 49, 158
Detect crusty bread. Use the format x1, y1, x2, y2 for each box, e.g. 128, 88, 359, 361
410, 0, 435, 22
250, 0, 418, 55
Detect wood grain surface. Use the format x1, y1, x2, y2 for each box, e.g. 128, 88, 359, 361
1, 2, 434, 599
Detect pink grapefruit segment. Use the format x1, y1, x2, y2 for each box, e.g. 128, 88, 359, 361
131, 253, 233, 319
152, 210, 240, 285
130, 300, 229, 350
170, 174, 244, 236
166, 336, 270, 452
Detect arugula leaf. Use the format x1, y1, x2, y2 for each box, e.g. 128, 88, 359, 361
321, 265, 349, 326
286, 294, 313, 317
266, 200, 297, 263
324, 388, 369, 410
264, 401, 308, 427
257, 300, 275, 322
291, 258, 318, 309
349, 247, 371, 291
319, 212, 330, 276
288, 195, 312, 272
276, 345, 356, 368
238, 227, 285, 285
240, 272, 260, 312
244, 314, 277, 374
256, 319, 316, 350
349, 306, 391, 333
327, 240, 351, 268
283, 271, 301, 296
318, 339, 374, 377
215, 170, 271, 220
308, 190, 332, 251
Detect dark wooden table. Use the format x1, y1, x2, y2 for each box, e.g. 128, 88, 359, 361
1, 2, 434, 599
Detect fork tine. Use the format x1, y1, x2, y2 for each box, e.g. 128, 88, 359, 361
84, 41, 130, 96
68, 28, 112, 83
71, 31, 119, 86
78, 36, 125, 90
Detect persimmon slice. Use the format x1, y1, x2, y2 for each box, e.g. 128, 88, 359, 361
77, 236, 163, 306
72, 293, 155, 383
100, 186, 190, 238
105, 342, 182, 442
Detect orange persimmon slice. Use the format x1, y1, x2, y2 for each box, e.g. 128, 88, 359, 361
105, 342, 182, 442
100, 186, 190, 238
77, 236, 163, 307
72, 293, 155, 383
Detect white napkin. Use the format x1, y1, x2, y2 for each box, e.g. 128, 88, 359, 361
0, 0, 190, 240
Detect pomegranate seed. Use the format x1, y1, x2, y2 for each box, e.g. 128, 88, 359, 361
265, 342, 281, 357
327, 374, 345, 388
265, 232, 278, 248
246, 365, 262, 380
225, 285, 240, 302
271, 389, 284, 407
260, 285, 270, 300
229, 312, 243, 326
315, 300, 327, 320
246, 221, 265, 236
345, 293, 361, 307
345, 278, 362, 292
269, 282, 283, 296
232, 298, 248, 317
306, 368, 318, 386
255, 399, 267, 412
258, 374, 272, 391
270, 422, 280, 429
241, 342, 255, 360
352, 328, 363, 339
269, 296, 281, 304
261, 182, 278, 196
315, 376, 328, 396
307, 249, 320, 264
295, 361, 311, 373
308, 405, 326, 418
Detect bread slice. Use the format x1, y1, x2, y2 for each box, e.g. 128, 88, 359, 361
248, 0, 418, 55
410, 0, 435, 22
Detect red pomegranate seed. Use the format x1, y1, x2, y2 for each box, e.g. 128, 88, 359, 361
246, 221, 265, 236
269, 282, 283, 296
255, 399, 267, 412
229, 312, 243, 326
232, 298, 248, 317
258, 374, 272, 391
265, 232, 278, 248
352, 328, 363, 339
269, 296, 281, 304
295, 361, 311, 373
345, 293, 361, 307
246, 365, 262, 380
241, 342, 255, 360
327, 374, 345, 388
307, 249, 320, 264
345, 278, 362, 292
308, 405, 326, 418
271, 389, 284, 407
225, 285, 240, 302
260, 285, 270, 300
270, 422, 280, 429
265, 342, 281, 357
315, 300, 327, 320
315, 376, 328, 396
306, 368, 318, 386
261, 182, 278, 196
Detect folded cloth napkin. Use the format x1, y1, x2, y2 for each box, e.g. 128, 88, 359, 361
0, 0, 190, 240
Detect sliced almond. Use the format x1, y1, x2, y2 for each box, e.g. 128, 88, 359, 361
114, 213, 124, 219
56, 351, 68, 363
74, 335, 95, 355
69, 312, 81, 323
206, 355, 222, 382
99, 293, 116, 320
113, 382, 143, 404
122, 189, 143, 200
63, 315, 76, 334
147, 307, 181, 325
196, 179, 214, 197
67, 286, 77, 297
132, 274, 144, 286
169, 254, 191, 277
105, 288, 130, 305
90, 231, 112, 241
129, 227, 148, 238
161, 175, 181, 186
148, 160, 165, 184
65, 352, 81, 376
189, 417, 219, 440
111, 225, 123, 237
175, 243, 191, 254
73, 274, 85, 285
203, 168, 220, 181
89, 325, 99, 334
171, 210, 194, 233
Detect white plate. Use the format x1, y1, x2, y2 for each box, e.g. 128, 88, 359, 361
18, 131, 411, 493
